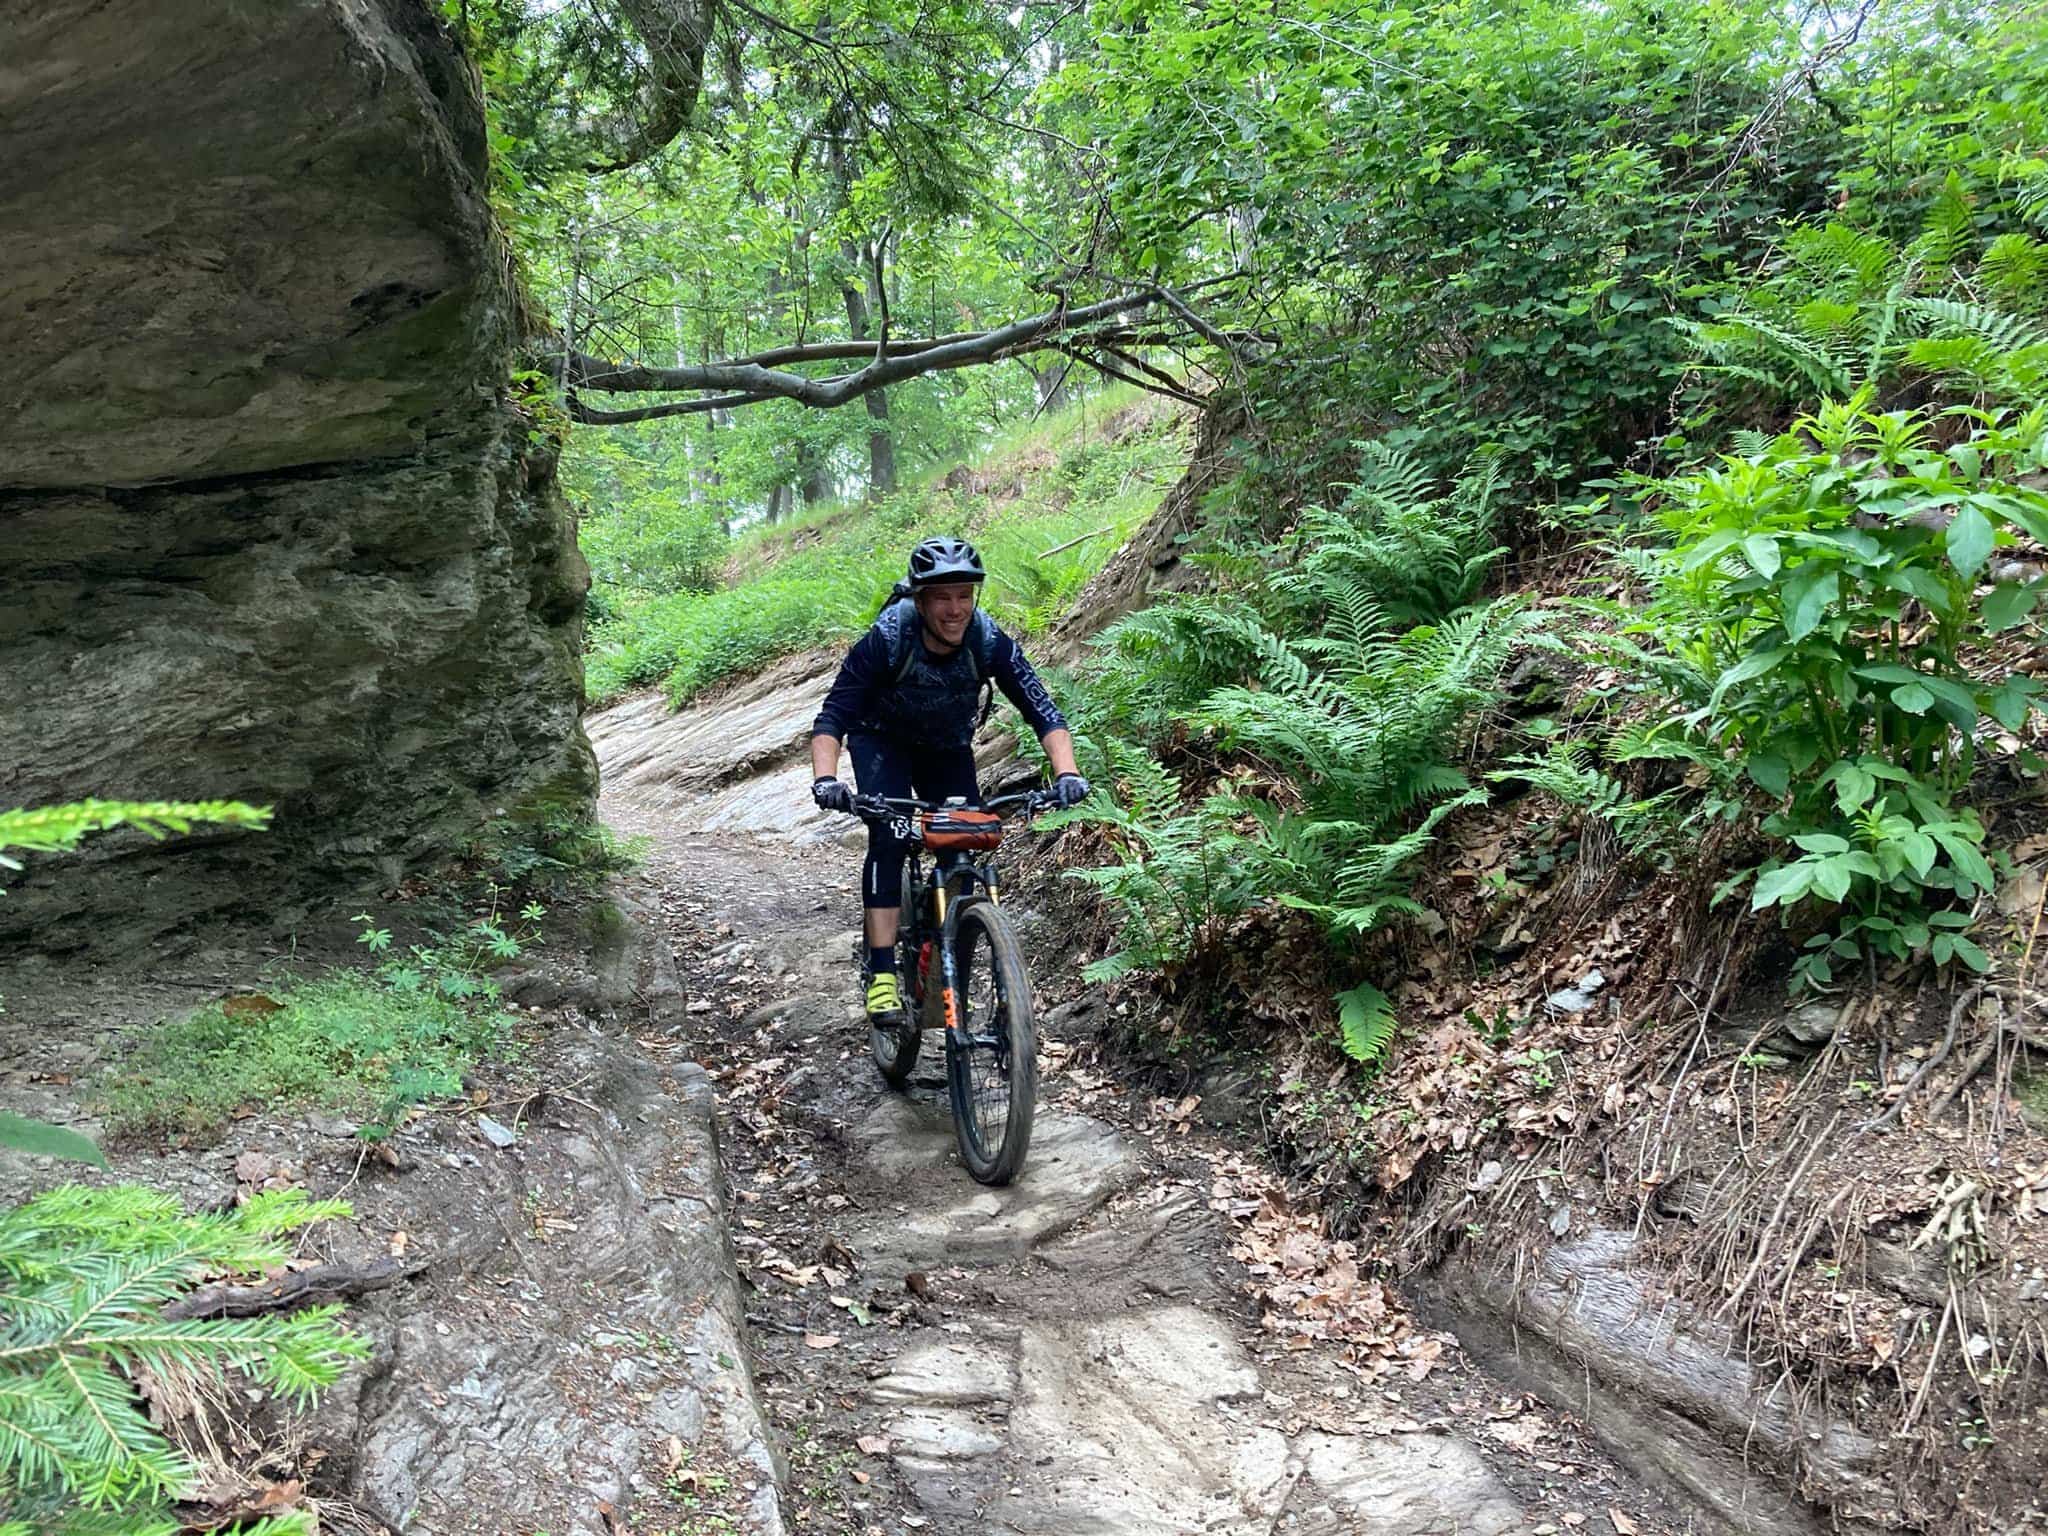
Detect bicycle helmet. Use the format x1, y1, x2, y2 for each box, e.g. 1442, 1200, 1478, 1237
906, 535, 986, 589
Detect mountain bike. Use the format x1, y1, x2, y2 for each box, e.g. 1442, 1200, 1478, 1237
845, 790, 1050, 1185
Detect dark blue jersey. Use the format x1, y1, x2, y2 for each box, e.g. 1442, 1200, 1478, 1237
812, 604, 1067, 748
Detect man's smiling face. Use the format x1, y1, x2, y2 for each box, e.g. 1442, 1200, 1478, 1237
917, 582, 978, 648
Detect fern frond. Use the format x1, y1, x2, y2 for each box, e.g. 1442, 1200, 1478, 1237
1335, 983, 1398, 1067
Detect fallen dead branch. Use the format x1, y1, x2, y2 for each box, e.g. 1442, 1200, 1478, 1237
165, 1257, 417, 1320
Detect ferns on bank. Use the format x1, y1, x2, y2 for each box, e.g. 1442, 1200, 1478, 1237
1054, 449, 1528, 1066
1688, 193, 2048, 410
1042, 743, 1259, 981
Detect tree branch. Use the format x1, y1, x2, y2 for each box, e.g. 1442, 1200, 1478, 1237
567, 288, 1169, 412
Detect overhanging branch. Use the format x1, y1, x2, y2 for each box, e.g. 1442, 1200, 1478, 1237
561, 279, 1268, 423
567, 289, 1165, 416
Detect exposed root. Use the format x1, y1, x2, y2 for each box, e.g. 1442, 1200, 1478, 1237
1857, 984, 1982, 1135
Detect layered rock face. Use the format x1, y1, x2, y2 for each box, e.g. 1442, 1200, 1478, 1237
0, 0, 595, 950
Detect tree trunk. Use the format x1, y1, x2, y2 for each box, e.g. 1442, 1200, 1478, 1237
839, 240, 897, 496
767, 484, 792, 523
1032, 359, 1074, 415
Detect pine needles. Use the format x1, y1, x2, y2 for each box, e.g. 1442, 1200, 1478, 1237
0, 1186, 365, 1529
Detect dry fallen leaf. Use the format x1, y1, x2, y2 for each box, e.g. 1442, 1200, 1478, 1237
803, 1333, 841, 1349
856, 1434, 891, 1455
388, 1230, 409, 1258
1608, 1510, 1639, 1535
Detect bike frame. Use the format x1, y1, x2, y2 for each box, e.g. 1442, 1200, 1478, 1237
864, 792, 1042, 1048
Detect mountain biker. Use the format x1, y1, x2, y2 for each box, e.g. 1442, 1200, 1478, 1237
809, 535, 1089, 1026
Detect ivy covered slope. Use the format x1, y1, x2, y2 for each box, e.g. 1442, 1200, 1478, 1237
0, 1, 594, 954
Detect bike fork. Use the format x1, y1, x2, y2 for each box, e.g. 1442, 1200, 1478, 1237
932, 883, 962, 1045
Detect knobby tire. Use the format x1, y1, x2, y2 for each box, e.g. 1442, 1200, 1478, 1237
948, 900, 1037, 1185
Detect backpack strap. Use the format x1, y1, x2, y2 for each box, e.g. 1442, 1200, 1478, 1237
885, 605, 999, 723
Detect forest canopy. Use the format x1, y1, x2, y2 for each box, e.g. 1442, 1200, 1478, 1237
454, 0, 2047, 514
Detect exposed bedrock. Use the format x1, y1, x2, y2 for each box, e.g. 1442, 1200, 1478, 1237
0, 0, 594, 950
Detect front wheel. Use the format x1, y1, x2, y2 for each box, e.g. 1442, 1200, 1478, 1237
946, 901, 1037, 1185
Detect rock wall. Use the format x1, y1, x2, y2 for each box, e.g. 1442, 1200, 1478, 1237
0, 0, 595, 950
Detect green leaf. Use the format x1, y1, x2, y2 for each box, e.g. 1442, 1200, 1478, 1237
1949, 936, 1991, 972
1828, 761, 1874, 813
1781, 565, 1838, 641
1746, 752, 1791, 798
1813, 857, 1854, 903
1751, 863, 1813, 910
0, 1112, 107, 1168
1742, 534, 1782, 578
1791, 833, 1850, 854
1947, 502, 1994, 580
1891, 681, 1934, 714
1982, 580, 2040, 633
1335, 983, 1397, 1067
1709, 647, 1789, 705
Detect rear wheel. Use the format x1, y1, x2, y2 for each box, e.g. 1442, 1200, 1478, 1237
946, 900, 1036, 1185
870, 866, 923, 1088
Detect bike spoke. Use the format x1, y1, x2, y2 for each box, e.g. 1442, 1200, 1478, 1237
958, 923, 1012, 1161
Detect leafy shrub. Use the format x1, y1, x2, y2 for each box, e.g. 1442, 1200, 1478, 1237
1274, 445, 1506, 628
102, 903, 535, 1144
0, 1185, 364, 1533
1688, 199, 2048, 423
1196, 599, 1532, 938
1044, 745, 1259, 982
467, 808, 647, 897
1486, 739, 1685, 866
1625, 396, 2046, 987
1053, 455, 1526, 1065
585, 565, 889, 705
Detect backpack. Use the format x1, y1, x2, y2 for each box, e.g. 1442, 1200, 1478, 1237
877, 588, 999, 727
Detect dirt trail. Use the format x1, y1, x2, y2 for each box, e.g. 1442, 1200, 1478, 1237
594, 677, 1687, 1536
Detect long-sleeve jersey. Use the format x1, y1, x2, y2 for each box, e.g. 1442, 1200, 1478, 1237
811, 612, 1068, 746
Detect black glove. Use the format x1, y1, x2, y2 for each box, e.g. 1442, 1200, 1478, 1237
812, 775, 855, 813
1051, 772, 1091, 808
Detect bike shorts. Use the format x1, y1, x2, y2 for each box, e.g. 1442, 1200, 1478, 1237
847, 732, 980, 910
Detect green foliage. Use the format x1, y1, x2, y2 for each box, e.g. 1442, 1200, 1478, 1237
1275, 446, 1506, 629
1056, 453, 1525, 1062
0, 1185, 364, 1530
1336, 983, 1397, 1068
1624, 396, 2047, 988
467, 809, 648, 898
1043, 745, 1259, 981
102, 904, 531, 1143
586, 394, 1185, 705
588, 564, 889, 706
1487, 739, 1684, 864
1688, 206, 2048, 419
0, 801, 269, 880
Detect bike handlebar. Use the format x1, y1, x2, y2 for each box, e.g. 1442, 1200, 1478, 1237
846, 789, 1057, 819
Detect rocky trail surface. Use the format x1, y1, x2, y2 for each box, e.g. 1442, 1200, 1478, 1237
0, 657, 1693, 1536
590, 665, 1690, 1536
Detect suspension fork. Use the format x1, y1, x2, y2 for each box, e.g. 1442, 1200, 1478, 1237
932, 880, 963, 1041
